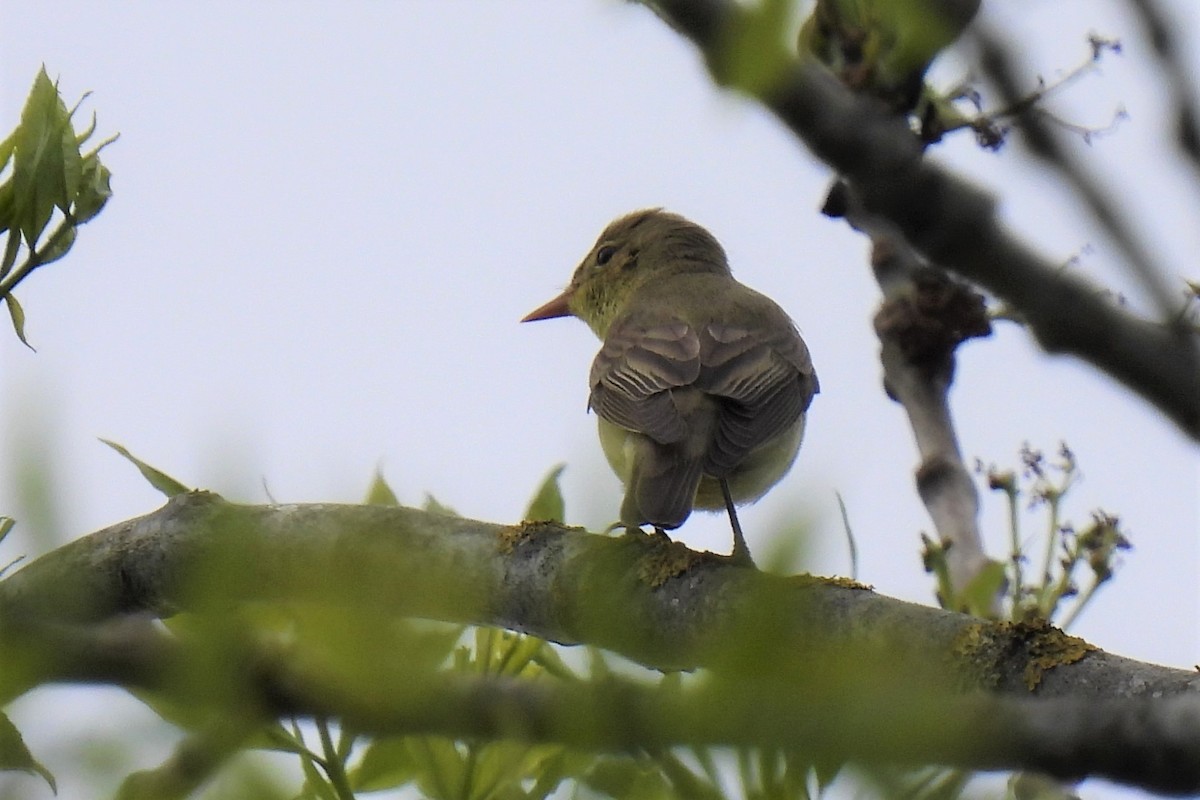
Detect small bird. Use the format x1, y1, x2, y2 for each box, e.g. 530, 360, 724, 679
522, 209, 818, 564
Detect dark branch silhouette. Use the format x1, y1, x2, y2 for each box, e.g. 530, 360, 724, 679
644, 0, 1200, 439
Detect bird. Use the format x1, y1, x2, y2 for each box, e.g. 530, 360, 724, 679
521, 209, 818, 565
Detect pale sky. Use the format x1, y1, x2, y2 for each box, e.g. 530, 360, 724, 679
1, 2, 1197, 798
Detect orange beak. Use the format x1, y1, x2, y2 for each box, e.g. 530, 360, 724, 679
520, 288, 574, 322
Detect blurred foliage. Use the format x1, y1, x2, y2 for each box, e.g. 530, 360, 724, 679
0, 460, 904, 800
0, 425, 1128, 800
0, 711, 55, 793
0, 66, 116, 347
797, 0, 979, 128
523, 464, 566, 524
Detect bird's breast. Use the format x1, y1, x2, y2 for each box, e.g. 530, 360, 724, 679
693, 413, 806, 509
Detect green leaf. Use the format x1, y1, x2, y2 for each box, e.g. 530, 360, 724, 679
471, 742, 570, 800
245, 723, 311, 756
423, 493, 458, 517
651, 750, 723, 800
0, 712, 56, 793
73, 108, 98, 147
32, 223, 76, 267
959, 560, 1008, 618
289, 719, 337, 800
4, 294, 32, 350
530, 640, 579, 681
1, 229, 21, 278
811, 755, 844, 792
0, 181, 14, 238
351, 738, 420, 792
99, 439, 191, 497
494, 631, 549, 677
0, 130, 16, 174
718, 0, 794, 95
297, 754, 338, 800
364, 468, 399, 506
527, 750, 596, 800
584, 756, 672, 800
12, 67, 80, 246
409, 737, 467, 800
71, 152, 113, 224
524, 463, 566, 523
474, 625, 498, 672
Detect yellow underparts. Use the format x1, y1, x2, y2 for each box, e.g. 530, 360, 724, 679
597, 414, 805, 516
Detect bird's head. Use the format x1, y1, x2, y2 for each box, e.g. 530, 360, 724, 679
521, 208, 730, 338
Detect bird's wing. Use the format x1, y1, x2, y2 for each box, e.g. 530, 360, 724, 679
698, 320, 818, 476
588, 318, 702, 445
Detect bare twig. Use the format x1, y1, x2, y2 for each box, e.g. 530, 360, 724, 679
829, 188, 999, 606
972, 26, 1179, 321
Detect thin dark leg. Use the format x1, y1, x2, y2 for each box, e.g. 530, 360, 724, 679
720, 478, 755, 567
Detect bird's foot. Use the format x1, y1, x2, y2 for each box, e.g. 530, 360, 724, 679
728, 539, 757, 569
650, 526, 673, 544
606, 521, 673, 544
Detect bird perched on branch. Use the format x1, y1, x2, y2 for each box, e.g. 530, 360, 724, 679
522, 209, 818, 565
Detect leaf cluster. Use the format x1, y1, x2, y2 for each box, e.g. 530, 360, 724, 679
0, 66, 117, 347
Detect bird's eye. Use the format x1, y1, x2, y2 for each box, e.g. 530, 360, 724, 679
596, 245, 617, 266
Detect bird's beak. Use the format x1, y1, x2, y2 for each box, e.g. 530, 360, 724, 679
520, 288, 574, 322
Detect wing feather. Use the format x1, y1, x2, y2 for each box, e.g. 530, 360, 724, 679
587, 294, 818, 488
699, 320, 818, 477
589, 320, 701, 444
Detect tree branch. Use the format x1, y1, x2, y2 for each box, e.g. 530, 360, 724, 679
972, 24, 1176, 318
1120, 0, 1200, 181
0, 495, 1190, 694
1, 497, 1199, 793
642, 0, 1200, 439
833, 186, 998, 603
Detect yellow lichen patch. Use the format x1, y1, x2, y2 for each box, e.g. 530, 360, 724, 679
952, 619, 1097, 692
498, 520, 560, 554
951, 621, 1002, 689
819, 575, 874, 591
1019, 621, 1096, 691
636, 536, 703, 587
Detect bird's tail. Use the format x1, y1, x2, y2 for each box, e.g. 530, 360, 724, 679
623, 445, 705, 530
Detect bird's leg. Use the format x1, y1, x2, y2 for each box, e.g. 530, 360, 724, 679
720, 478, 755, 567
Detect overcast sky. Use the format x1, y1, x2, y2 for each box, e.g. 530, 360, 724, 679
2, 1, 1197, 798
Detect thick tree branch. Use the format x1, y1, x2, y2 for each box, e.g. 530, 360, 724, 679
1, 497, 1199, 793
0, 496, 1190, 697
643, 0, 1200, 439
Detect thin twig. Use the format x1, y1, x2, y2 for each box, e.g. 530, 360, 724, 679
973, 26, 1181, 323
